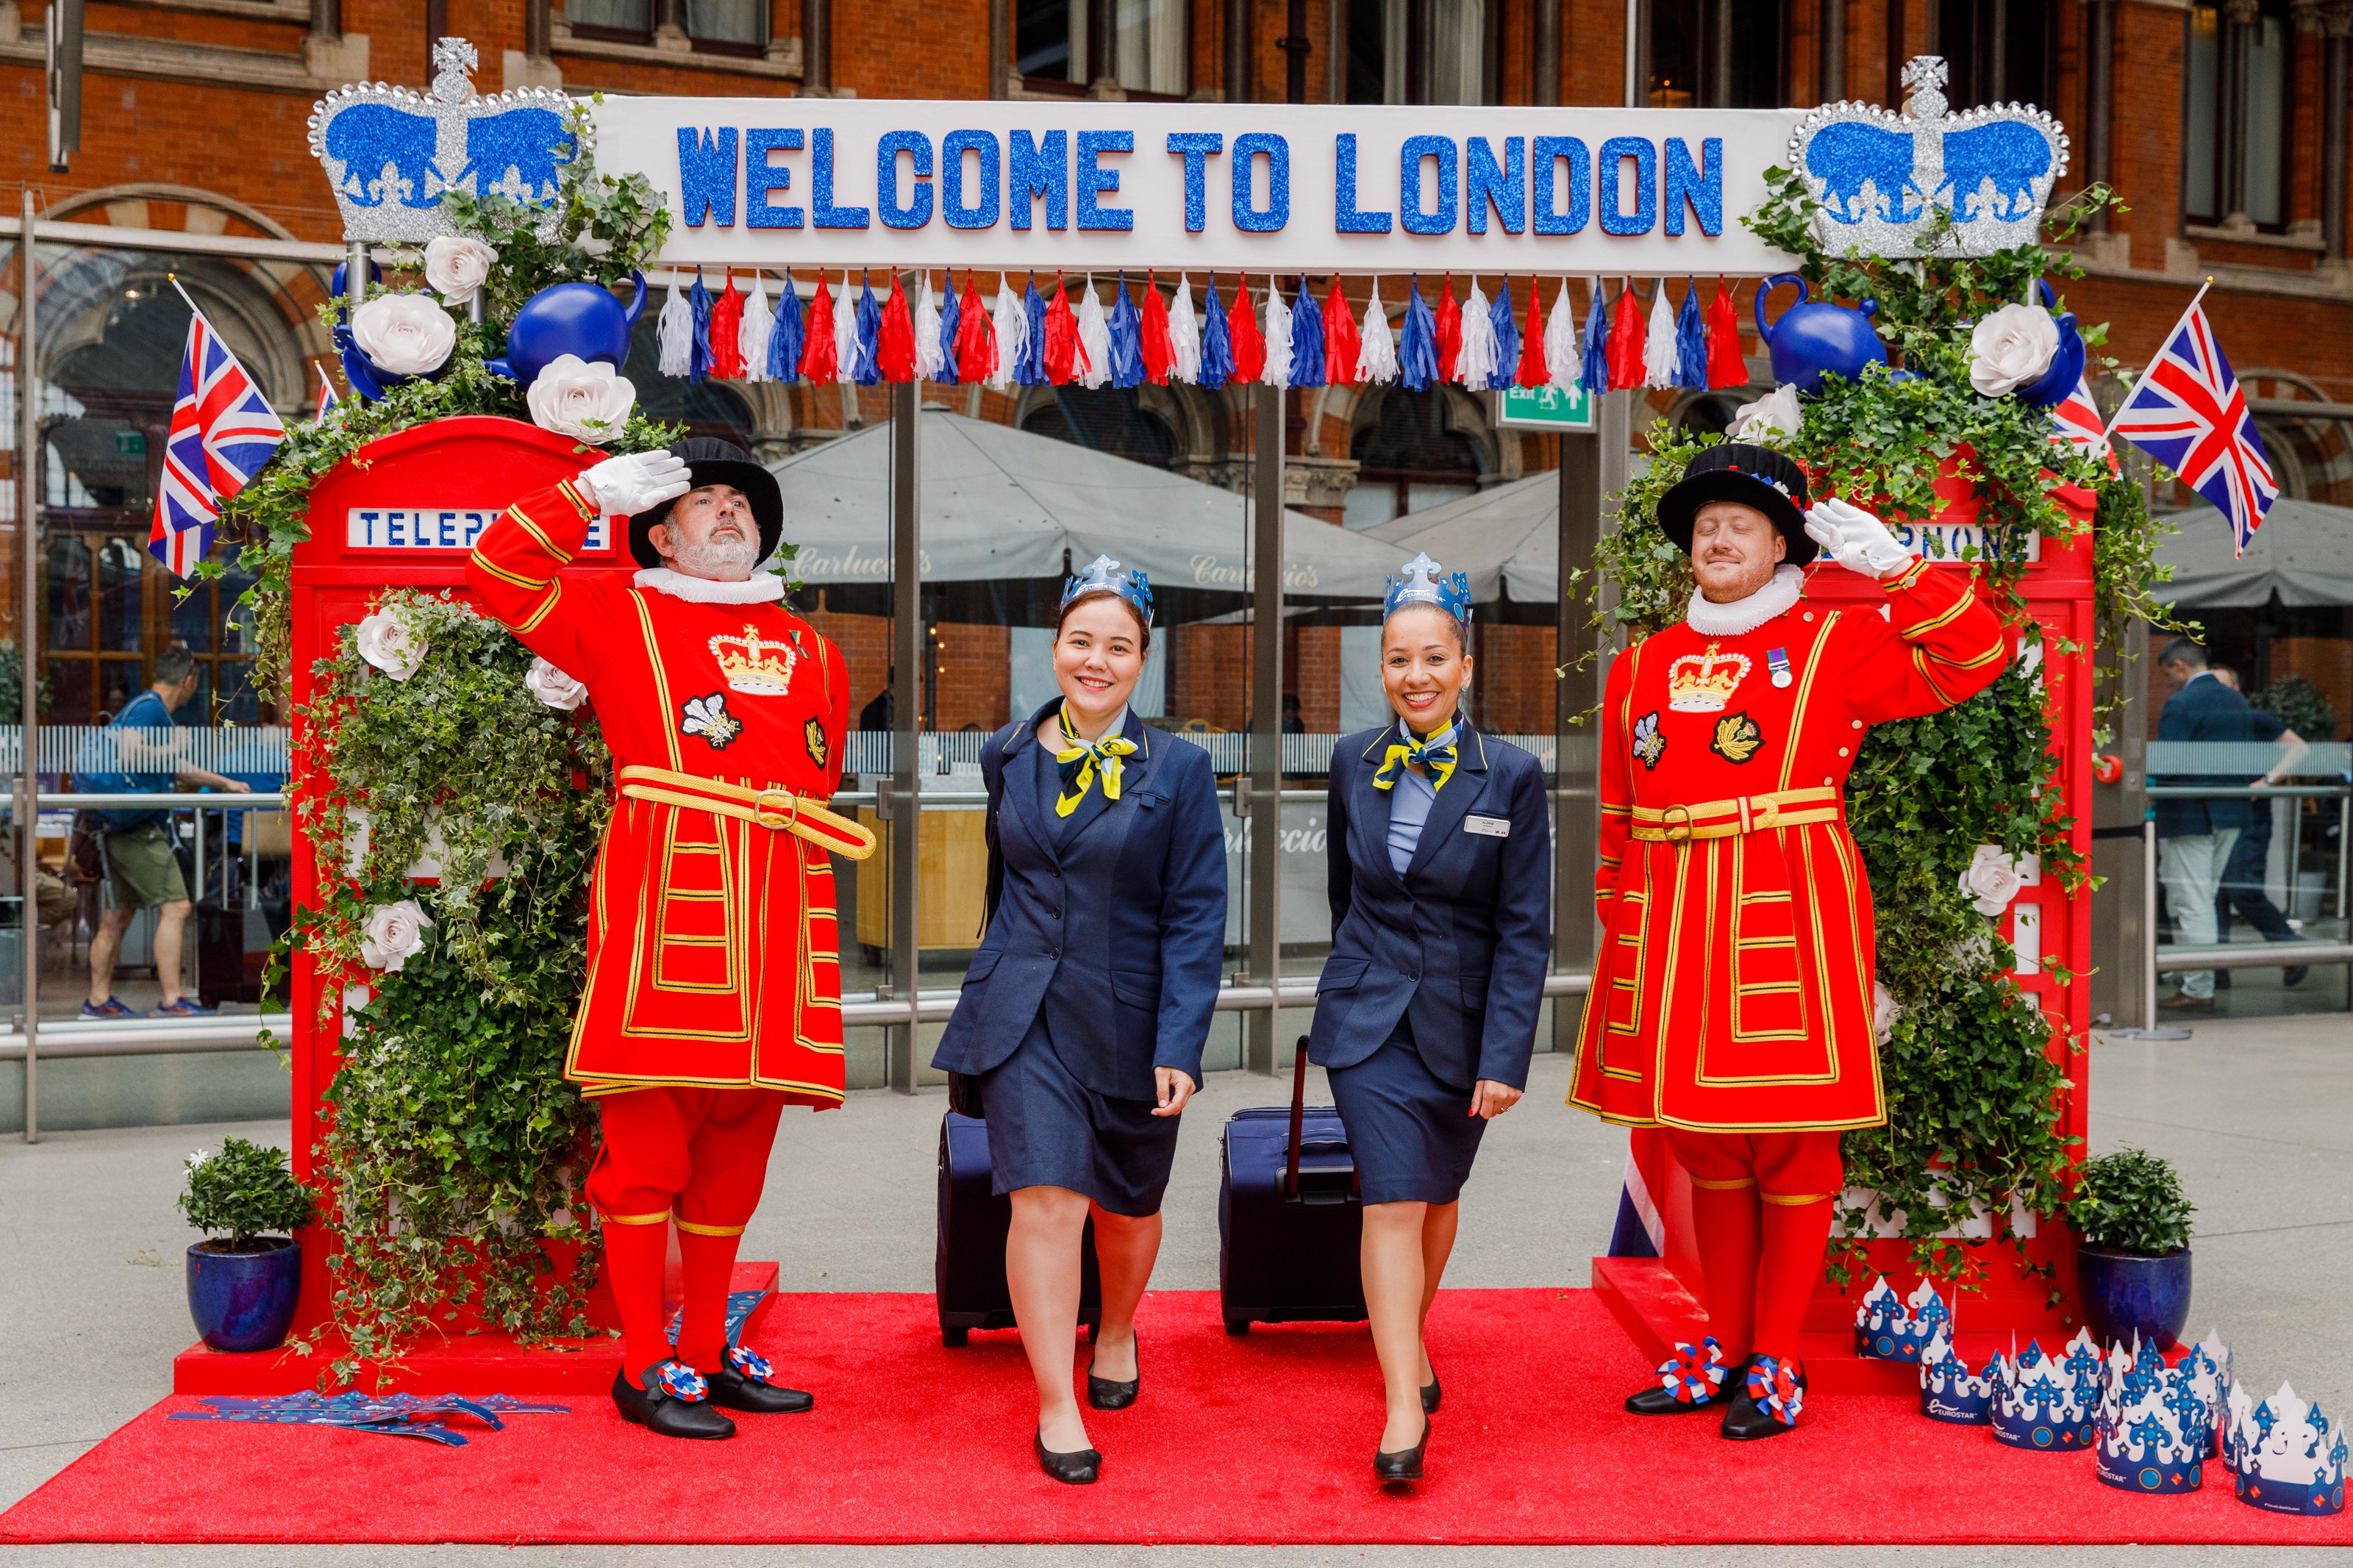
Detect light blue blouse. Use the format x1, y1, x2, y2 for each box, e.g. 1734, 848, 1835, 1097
1385, 722, 1446, 876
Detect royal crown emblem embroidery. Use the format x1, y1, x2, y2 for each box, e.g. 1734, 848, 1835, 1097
709, 625, 799, 697
1668, 645, 1752, 713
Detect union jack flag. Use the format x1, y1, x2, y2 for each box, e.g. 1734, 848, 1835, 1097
2109, 298, 2276, 556
150, 308, 286, 578
314, 365, 340, 422
2049, 373, 2108, 458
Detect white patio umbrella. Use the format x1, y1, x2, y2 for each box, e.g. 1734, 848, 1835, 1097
1363, 471, 1560, 604
2153, 498, 2353, 608
768, 409, 1402, 600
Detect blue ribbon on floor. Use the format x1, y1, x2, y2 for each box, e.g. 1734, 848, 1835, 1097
171, 1391, 571, 1447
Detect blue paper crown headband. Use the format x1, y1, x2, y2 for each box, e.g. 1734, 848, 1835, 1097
1062, 554, 1154, 626
1385, 552, 1474, 627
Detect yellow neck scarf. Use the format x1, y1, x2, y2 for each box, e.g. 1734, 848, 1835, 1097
1372, 721, 1460, 792
1053, 706, 1138, 817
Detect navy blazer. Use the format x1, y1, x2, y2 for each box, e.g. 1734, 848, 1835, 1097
931, 702, 1228, 1099
1307, 723, 1552, 1089
2152, 673, 2283, 839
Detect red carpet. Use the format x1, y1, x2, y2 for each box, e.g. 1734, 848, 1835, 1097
6, 1290, 2349, 1546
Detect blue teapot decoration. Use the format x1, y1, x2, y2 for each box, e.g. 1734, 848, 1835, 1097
2010, 278, 2087, 411
329, 257, 454, 404
486, 273, 648, 388
1754, 273, 1890, 397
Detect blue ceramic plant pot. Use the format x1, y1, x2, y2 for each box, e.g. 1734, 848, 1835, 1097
2077, 1244, 2191, 1352
186, 1238, 301, 1353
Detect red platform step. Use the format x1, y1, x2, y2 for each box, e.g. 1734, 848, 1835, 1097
173, 1262, 778, 1395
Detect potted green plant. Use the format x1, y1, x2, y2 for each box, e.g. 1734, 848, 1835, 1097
180, 1137, 317, 1352
2069, 1146, 2195, 1351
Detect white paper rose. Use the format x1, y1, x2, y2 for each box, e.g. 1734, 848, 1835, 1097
1968, 304, 2060, 397
524, 655, 588, 711
1728, 383, 1802, 444
359, 898, 435, 973
354, 608, 426, 680
423, 235, 497, 306
1958, 845, 2024, 915
1872, 981, 1901, 1046
525, 354, 637, 445
349, 293, 457, 378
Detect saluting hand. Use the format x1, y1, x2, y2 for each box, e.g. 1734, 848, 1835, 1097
1469, 1079, 1522, 1119
1151, 1067, 1196, 1117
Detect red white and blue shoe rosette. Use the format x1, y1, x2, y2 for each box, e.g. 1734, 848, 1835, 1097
1745, 1355, 1805, 1428
1990, 1329, 2102, 1452
1853, 1275, 1949, 1363
726, 1344, 777, 1384
1654, 1336, 1730, 1405
2093, 1333, 2210, 1494
2228, 1382, 2348, 1517
1918, 1328, 1994, 1425
652, 1360, 710, 1403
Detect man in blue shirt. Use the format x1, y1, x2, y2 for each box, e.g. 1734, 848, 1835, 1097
80, 647, 251, 1018
2208, 665, 2309, 989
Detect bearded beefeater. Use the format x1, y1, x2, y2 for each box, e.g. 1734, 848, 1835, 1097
468, 438, 875, 1442
1567, 443, 2010, 1439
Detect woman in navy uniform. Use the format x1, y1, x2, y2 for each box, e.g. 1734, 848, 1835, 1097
1310, 553, 1552, 1481
932, 557, 1227, 1486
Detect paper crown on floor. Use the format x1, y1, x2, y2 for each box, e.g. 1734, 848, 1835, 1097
2229, 1383, 2349, 1517
2093, 1334, 2213, 1494
1854, 1275, 1949, 1363
1918, 1328, 1994, 1425
2182, 1329, 2233, 1461
1989, 1329, 2102, 1450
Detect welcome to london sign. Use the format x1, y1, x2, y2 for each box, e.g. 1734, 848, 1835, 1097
586, 101, 1807, 276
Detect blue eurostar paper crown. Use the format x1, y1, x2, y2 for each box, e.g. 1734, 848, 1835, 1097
1854, 1275, 1949, 1363
1061, 554, 1154, 626
2094, 1333, 2216, 1495
1788, 54, 2070, 259
1990, 1329, 2103, 1452
2229, 1381, 2349, 1517
1918, 1327, 1994, 1425
1385, 552, 1474, 627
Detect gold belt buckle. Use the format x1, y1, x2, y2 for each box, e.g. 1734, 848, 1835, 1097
752, 788, 801, 831
1751, 795, 1779, 829
1662, 803, 1694, 844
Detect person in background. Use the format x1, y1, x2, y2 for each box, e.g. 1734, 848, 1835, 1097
2205, 665, 2308, 988
83, 645, 252, 1020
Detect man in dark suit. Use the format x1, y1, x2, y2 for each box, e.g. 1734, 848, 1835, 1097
2207, 666, 2308, 989
2151, 638, 2299, 1009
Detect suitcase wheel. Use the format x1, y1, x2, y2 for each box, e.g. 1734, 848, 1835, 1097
942, 1327, 969, 1347
1224, 1320, 1251, 1336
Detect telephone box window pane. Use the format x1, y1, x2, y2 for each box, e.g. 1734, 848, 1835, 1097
172, 579, 215, 653
46, 659, 91, 726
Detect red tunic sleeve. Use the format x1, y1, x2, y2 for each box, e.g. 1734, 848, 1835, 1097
463, 479, 613, 683
1594, 637, 1643, 916
1832, 561, 2012, 723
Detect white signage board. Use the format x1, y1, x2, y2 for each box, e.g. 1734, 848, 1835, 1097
588, 100, 1805, 277
346, 506, 614, 553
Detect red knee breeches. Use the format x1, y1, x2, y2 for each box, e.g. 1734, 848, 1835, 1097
1664, 1128, 1843, 1363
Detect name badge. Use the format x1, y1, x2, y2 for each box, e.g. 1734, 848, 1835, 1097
1464, 815, 1510, 838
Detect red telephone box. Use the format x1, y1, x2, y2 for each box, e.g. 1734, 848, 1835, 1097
1597, 470, 2097, 1393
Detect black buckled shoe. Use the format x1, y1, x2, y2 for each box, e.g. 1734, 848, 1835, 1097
1720, 1353, 1807, 1441
1421, 1367, 1442, 1414
1374, 1417, 1430, 1483
1087, 1334, 1140, 1411
1624, 1336, 1735, 1414
1035, 1429, 1101, 1484
612, 1361, 736, 1440
704, 1345, 814, 1414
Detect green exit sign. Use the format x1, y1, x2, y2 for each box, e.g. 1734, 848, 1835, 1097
114, 429, 146, 455
1495, 384, 1594, 431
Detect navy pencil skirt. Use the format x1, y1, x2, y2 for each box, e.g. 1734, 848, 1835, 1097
977, 1011, 1181, 1218
1327, 1014, 1488, 1206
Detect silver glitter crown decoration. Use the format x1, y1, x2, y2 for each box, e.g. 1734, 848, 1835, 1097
1788, 54, 2070, 258
307, 37, 585, 243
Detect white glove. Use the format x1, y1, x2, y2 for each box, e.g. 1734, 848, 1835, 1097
578, 450, 690, 517
1803, 496, 1915, 579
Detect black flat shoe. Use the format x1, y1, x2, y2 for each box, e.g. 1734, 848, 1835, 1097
1035, 1429, 1101, 1484
704, 1345, 815, 1414
1374, 1417, 1430, 1483
1088, 1335, 1140, 1411
1721, 1354, 1807, 1441
1421, 1369, 1442, 1414
1625, 1336, 1735, 1414
612, 1363, 735, 1440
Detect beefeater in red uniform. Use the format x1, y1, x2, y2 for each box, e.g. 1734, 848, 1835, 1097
468, 438, 875, 1441
1568, 443, 2010, 1439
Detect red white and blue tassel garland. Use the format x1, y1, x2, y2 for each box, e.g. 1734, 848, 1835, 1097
1454, 277, 1498, 388
1040, 275, 1080, 384
799, 272, 838, 383
1227, 276, 1265, 384
1705, 280, 1747, 389
1607, 280, 1646, 390
1432, 275, 1463, 383
913, 273, 946, 384
877, 271, 916, 385
1359, 279, 1399, 384
1017, 273, 1048, 386
738, 271, 773, 383
1674, 279, 1708, 391
707, 272, 745, 381
1074, 276, 1111, 390
1199, 274, 1233, 389
1513, 279, 1548, 389
1399, 276, 1438, 391
656, 275, 693, 379
851, 271, 885, 387
987, 275, 1025, 390
1324, 277, 1361, 387
831, 271, 857, 384
768, 270, 804, 383
1289, 276, 1326, 389
934, 273, 963, 385
1166, 275, 1202, 384
1260, 276, 1293, 389
954, 273, 996, 385
1106, 275, 1144, 389
1579, 278, 1609, 393
1139, 273, 1175, 386
1642, 280, 1679, 390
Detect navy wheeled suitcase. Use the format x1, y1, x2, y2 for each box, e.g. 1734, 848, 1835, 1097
1218, 1038, 1366, 1335
935, 1109, 1101, 1347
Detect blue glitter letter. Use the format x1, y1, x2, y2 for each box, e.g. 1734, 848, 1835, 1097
1166, 132, 1223, 232
941, 130, 1001, 229
1598, 137, 1655, 237
1532, 136, 1588, 235
1400, 135, 1456, 236
677, 126, 738, 227
1232, 132, 1290, 232
1464, 136, 1524, 235
746, 129, 803, 229
810, 127, 870, 229
876, 130, 934, 229
1010, 129, 1069, 230
1664, 137, 1722, 236
1333, 134, 1392, 232
1076, 129, 1135, 230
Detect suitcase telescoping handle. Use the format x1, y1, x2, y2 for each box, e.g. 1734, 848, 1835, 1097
1285, 1035, 1310, 1201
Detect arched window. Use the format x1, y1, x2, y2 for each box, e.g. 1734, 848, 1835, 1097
1346, 386, 1491, 528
